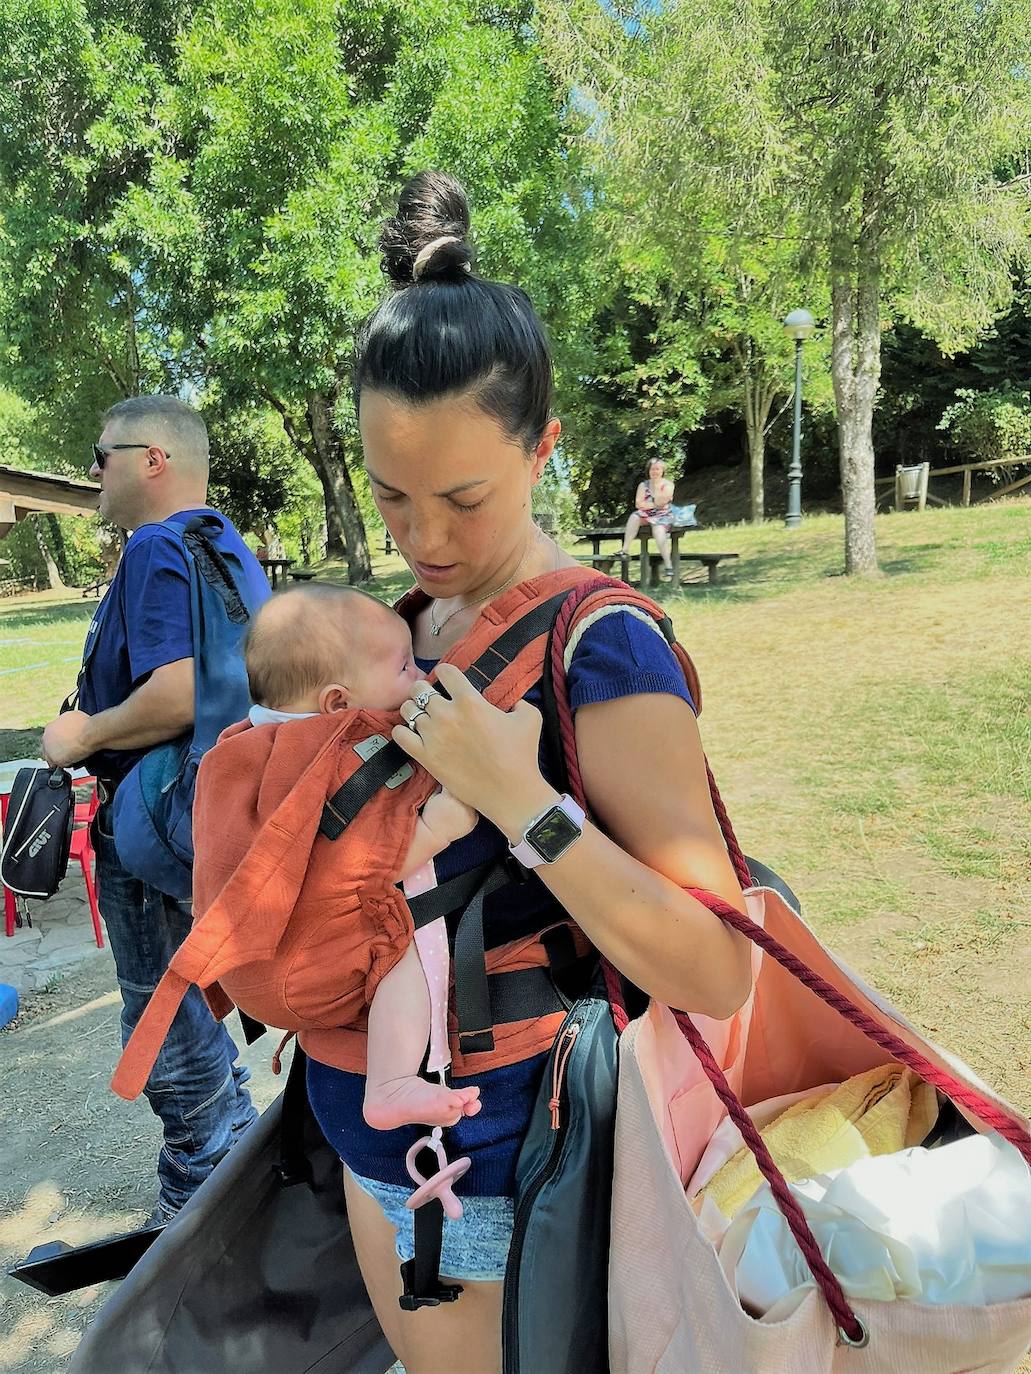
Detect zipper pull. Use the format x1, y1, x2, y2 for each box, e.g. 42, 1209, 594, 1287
548, 1022, 580, 1130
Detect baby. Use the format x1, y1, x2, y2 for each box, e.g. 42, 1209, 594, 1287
244, 583, 481, 1132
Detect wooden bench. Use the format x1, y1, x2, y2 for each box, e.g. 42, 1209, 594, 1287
287, 569, 317, 582
671, 552, 739, 585
578, 551, 631, 581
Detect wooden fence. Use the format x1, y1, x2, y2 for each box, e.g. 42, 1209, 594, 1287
874, 456, 1031, 507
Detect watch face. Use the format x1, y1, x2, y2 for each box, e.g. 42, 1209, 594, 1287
526, 805, 582, 861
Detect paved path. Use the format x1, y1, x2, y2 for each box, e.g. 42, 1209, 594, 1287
1, 871, 111, 999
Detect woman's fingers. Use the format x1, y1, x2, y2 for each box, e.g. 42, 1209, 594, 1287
433, 662, 476, 697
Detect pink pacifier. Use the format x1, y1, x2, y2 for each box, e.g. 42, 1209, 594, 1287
405, 1127, 470, 1220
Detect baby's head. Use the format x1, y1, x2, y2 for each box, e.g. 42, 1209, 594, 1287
245, 583, 420, 715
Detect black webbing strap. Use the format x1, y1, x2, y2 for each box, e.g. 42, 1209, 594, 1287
319, 742, 410, 840
238, 1008, 267, 1045
318, 590, 571, 841
453, 864, 512, 1054
406, 859, 495, 931
400, 1193, 460, 1310
274, 1043, 313, 1187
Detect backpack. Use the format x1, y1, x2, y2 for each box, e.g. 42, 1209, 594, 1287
110, 514, 266, 900
0, 766, 75, 899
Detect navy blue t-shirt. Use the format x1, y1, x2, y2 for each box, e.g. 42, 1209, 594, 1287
307, 604, 697, 1197
77, 507, 270, 782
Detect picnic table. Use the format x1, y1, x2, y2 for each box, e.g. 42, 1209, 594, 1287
576, 526, 739, 588
257, 555, 293, 589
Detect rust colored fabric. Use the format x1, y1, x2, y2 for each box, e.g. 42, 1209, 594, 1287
112, 567, 605, 1100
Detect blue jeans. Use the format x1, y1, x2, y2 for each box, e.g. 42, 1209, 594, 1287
93, 804, 257, 1214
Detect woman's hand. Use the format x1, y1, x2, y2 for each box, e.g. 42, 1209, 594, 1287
392, 665, 557, 841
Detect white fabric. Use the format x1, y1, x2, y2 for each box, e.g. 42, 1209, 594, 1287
247, 704, 318, 726
718, 1132, 1031, 1318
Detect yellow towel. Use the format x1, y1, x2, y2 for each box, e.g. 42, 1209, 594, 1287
699, 1064, 939, 1220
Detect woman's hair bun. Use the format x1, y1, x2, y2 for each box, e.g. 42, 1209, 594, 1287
380, 170, 476, 288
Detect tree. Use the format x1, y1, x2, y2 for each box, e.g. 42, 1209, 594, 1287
124, 0, 591, 580
543, 0, 1031, 568
540, 2, 829, 523
0, 0, 592, 581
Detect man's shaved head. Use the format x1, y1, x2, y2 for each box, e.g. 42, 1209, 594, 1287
103, 395, 210, 479
245, 583, 397, 710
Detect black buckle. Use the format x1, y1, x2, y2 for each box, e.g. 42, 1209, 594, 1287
503, 852, 533, 884
398, 1260, 462, 1310
271, 1157, 313, 1188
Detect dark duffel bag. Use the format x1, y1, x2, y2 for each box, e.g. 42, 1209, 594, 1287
67, 1049, 394, 1374
0, 765, 74, 899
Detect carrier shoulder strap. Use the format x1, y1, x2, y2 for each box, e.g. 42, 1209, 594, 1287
318, 567, 602, 841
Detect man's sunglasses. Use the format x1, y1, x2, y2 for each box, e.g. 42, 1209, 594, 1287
91, 443, 171, 470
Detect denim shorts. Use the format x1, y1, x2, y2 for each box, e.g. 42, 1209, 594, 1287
349, 1170, 514, 1282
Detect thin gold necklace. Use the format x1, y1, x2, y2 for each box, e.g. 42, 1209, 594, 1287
429, 542, 533, 637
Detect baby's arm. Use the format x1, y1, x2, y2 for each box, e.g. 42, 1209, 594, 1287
397, 788, 478, 882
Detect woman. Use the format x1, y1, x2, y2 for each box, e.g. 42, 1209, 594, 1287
619, 458, 677, 580
307, 171, 750, 1374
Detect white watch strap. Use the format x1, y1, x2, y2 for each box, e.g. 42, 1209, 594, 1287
509, 794, 585, 869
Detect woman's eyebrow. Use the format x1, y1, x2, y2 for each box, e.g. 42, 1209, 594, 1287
366, 469, 489, 498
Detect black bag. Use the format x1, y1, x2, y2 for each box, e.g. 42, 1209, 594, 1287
66, 1049, 395, 1374
502, 994, 619, 1374
0, 765, 74, 898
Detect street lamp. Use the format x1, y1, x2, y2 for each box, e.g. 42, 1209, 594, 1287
782, 308, 816, 529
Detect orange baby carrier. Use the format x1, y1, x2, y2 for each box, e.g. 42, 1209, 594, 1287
111, 567, 701, 1102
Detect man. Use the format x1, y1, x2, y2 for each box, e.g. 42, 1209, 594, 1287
43, 395, 271, 1224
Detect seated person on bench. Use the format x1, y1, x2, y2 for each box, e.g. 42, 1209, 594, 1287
619, 458, 675, 581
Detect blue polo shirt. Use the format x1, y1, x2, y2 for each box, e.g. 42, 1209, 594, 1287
77, 507, 270, 783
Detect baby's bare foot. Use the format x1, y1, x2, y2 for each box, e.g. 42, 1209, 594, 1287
363, 1077, 481, 1131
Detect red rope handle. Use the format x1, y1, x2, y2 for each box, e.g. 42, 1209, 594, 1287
552, 579, 1031, 1338
672, 1008, 863, 1340
684, 888, 1031, 1164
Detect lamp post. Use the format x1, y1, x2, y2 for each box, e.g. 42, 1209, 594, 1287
782, 308, 816, 529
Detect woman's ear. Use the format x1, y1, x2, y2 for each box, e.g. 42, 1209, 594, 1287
531, 418, 561, 482
318, 683, 350, 714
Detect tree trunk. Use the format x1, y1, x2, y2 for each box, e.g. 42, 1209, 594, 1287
307, 390, 372, 583
31, 514, 64, 589
830, 230, 880, 575
746, 425, 765, 523
741, 367, 765, 523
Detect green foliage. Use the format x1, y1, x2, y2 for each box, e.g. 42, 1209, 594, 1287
938, 388, 1031, 467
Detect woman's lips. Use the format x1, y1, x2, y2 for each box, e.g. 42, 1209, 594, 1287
413, 561, 458, 583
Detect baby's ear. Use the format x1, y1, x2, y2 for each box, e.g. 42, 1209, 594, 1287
318, 683, 350, 714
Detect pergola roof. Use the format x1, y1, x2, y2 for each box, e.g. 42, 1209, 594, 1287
0, 465, 100, 539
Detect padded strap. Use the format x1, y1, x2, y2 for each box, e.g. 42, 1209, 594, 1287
319, 591, 572, 842
110, 968, 191, 1101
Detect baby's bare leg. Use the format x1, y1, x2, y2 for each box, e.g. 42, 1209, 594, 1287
364, 944, 480, 1131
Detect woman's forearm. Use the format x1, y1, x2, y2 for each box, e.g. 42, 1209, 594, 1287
490, 780, 751, 1019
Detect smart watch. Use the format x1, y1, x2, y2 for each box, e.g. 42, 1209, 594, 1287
509, 794, 586, 869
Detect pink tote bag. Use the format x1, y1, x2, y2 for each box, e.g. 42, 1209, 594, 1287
607, 884, 1031, 1374
544, 579, 1031, 1374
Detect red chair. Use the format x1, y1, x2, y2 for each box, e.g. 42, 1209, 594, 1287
70, 782, 104, 949
2, 777, 104, 948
